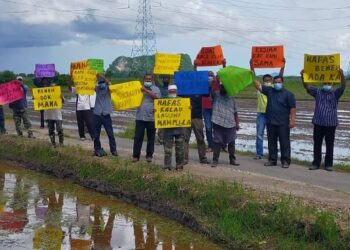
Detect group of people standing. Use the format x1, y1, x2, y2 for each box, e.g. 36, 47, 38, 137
252, 59, 346, 171
0, 59, 347, 172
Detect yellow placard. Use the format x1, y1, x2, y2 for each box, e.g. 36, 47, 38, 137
303, 53, 341, 83
153, 53, 181, 75
33, 226, 63, 250
32, 86, 62, 111
72, 69, 97, 95
109, 81, 144, 111
154, 98, 191, 128
70, 60, 88, 76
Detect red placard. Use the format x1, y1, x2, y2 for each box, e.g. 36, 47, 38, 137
195, 45, 224, 66
251, 45, 284, 68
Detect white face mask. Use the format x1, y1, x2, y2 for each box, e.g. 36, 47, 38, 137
209, 76, 214, 82
168, 93, 177, 98
322, 85, 332, 91
264, 81, 272, 86
144, 81, 152, 87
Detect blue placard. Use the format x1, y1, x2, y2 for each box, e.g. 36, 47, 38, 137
175, 71, 209, 95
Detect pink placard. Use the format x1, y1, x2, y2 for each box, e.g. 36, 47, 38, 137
0, 80, 24, 105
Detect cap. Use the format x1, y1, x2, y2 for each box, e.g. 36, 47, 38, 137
16, 76, 23, 81
168, 85, 177, 91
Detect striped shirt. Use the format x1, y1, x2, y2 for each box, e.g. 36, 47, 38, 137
211, 91, 238, 128
307, 86, 345, 127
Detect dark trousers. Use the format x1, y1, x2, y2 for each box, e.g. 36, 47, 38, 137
0, 106, 5, 133
93, 114, 117, 153
76, 109, 95, 139
184, 118, 207, 162
313, 125, 336, 168
132, 120, 156, 159
40, 110, 45, 128
47, 120, 63, 144
266, 124, 291, 164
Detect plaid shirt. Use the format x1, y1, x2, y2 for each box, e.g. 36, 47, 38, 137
211, 91, 238, 128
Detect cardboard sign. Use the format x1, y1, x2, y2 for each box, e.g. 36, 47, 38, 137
33, 226, 63, 250
174, 71, 209, 95
154, 98, 191, 128
70, 60, 88, 76
109, 81, 143, 111
195, 45, 224, 66
217, 66, 255, 96
72, 69, 97, 95
87, 59, 104, 73
35, 64, 56, 78
303, 54, 341, 83
153, 53, 181, 75
251, 45, 284, 68
32, 86, 62, 111
0, 80, 24, 105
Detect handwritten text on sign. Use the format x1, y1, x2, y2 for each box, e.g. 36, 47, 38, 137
70, 60, 88, 76
195, 45, 224, 66
72, 69, 97, 95
251, 45, 284, 68
109, 81, 144, 111
0, 80, 24, 105
153, 53, 181, 75
175, 71, 209, 95
35, 64, 56, 78
303, 54, 340, 83
154, 98, 191, 128
32, 86, 62, 110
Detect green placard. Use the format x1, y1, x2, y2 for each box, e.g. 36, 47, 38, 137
218, 66, 255, 96
87, 59, 104, 73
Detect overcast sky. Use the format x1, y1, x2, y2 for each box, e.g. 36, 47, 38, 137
0, 0, 349, 75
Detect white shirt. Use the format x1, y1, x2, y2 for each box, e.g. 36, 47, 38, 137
71, 87, 96, 110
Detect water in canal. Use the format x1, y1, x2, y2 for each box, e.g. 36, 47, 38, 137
0, 162, 221, 250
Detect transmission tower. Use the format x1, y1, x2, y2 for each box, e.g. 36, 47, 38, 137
131, 0, 157, 74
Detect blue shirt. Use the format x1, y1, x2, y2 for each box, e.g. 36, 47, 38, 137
94, 86, 113, 116
307, 86, 345, 127
9, 84, 28, 110
262, 86, 296, 126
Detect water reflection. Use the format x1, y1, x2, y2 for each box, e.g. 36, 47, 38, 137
0, 163, 221, 250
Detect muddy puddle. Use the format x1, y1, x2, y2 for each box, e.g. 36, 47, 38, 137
0, 162, 221, 250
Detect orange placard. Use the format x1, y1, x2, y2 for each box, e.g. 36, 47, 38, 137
195, 45, 224, 66
251, 45, 284, 68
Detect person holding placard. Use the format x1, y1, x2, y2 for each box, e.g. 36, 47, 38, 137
156, 75, 171, 145
132, 74, 160, 163
93, 75, 117, 157
46, 83, 65, 147
9, 76, 34, 138
301, 69, 346, 171
0, 106, 6, 134
162, 85, 185, 170
250, 58, 286, 160
211, 80, 240, 167
254, 75, 296, 168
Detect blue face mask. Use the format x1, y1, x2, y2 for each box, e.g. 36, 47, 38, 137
98, 82, 106, 90
274, 83, 283, 91
322, 85, 332, 91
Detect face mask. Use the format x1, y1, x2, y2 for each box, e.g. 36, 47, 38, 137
168, 93, 177, 98
264, 81, 272, 86
322, 85, 332, 91
144, 81, 152, 88
209, 76, 214, 81
274, 83, 283, 91
98, 83, 106, 90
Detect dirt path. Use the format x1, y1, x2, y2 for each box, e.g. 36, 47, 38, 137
3, 121, 350, 218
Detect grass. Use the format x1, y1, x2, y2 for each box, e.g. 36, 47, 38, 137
236, 77, 350, 101
0, 135, 349, 249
